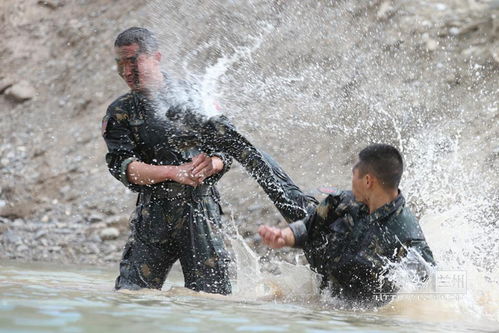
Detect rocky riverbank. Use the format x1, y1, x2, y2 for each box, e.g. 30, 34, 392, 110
1, 0, 498, 268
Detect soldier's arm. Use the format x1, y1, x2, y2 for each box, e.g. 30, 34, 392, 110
404, 239, 436, 267
127, 159, 202, 187
287, 194, 337, 248
102, 109, 203, 188
258, 195, 324, 249
199, 115, 234, 185
102, 111, 146, 192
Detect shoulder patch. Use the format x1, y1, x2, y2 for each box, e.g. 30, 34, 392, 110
115, 113, 128, 122
317, 186, 341, 195
101, 115, 110, 136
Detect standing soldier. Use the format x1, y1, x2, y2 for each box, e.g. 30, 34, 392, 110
259, 144, 436, 306
102, 27, 234, 294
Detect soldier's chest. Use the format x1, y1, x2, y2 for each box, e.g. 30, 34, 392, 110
134, 107, 202, 161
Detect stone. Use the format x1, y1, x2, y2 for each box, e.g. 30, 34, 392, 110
38, 0, 64, 9
104, 253, 118, 262
425, 38, 439, 51
449, 27, 460, 36
4, 230, 21, 244
0, 224, 8, 234
59, 185, 71, 194
435, 3, 447, 11
104, 215, 128, 228
55, 228, 72, 234
88, 234, 102, 242
49, 246, 62, 252
104, 244, 117, 255
99, 227, 120, 240
4, 81, 36, 102
16, 245, 29, 252
377, 1, 395, 20
0, 78, 13, 94
88, 243, 100, 254
34, 230, 47, 240
12, 219, 24, 227
88, 213, 104, 223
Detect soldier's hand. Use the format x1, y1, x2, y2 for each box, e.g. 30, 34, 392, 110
258, 225, 288, 249
191, 153, 223, 182
171, 162, 200, 187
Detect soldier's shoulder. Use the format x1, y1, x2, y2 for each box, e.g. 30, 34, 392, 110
104, 92, 135, 123
388, 206, 424, 240
317, 188, 351, 207
106, 92, 134, 115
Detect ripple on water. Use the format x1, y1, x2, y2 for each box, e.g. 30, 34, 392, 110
1, 261, 498, 333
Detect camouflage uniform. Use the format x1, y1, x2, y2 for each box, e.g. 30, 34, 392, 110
102, 76, 316, 294
289, 189, 435, 306
102, 78, 234, 294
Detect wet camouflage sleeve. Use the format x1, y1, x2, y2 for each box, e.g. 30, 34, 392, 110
202, 116, 234, 185
102, 106, 144, 192
288, 193, 342, 248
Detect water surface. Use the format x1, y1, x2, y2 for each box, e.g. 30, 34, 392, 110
0, 260, 496, 333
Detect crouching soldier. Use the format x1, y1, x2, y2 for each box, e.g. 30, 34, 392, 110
258, 144, 436, 307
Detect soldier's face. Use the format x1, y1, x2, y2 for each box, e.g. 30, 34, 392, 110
115, 43, 161, 91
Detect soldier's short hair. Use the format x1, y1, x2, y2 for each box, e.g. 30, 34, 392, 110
114, 27, 159, 54
355, 144, 403, 190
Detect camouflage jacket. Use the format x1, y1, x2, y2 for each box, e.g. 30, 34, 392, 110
289, 190, 435, 301
101, 77, 232, 193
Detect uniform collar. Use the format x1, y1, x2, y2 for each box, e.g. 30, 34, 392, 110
365, 191, 405, 225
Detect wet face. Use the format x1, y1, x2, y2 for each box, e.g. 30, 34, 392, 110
114, 43, 161, 91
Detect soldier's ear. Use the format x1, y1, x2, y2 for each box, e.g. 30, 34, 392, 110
365, 173, 375, 189
154, 51, 162, 62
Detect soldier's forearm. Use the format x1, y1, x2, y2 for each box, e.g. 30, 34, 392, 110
127, 161, 177, 185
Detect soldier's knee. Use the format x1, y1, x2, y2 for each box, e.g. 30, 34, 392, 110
114, 275, 144, 291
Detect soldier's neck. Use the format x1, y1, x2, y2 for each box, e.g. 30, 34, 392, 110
366, 188, 399, 214
140, 78, 167, 99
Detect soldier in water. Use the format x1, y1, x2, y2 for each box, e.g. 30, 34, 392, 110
259, 144, 436, 307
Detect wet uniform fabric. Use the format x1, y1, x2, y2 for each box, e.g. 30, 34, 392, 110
289, 190, 435, 306
102, 76, 316, 294
103, 77, 235, 294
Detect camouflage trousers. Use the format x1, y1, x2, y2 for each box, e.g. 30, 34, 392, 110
115, 185, 232, 295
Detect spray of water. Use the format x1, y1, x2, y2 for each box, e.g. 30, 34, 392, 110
141, 0, 499, 325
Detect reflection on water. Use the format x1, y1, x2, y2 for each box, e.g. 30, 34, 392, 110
0, 260, 496, 333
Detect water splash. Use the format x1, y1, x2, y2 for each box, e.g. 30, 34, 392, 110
139, 0, 499, 325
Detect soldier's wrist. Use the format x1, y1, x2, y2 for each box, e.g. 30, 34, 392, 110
282, 227, 296, 247
288, 221, 308, 248
163, 165, 178, 181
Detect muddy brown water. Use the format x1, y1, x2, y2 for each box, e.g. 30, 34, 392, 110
0, 260, 496, 333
